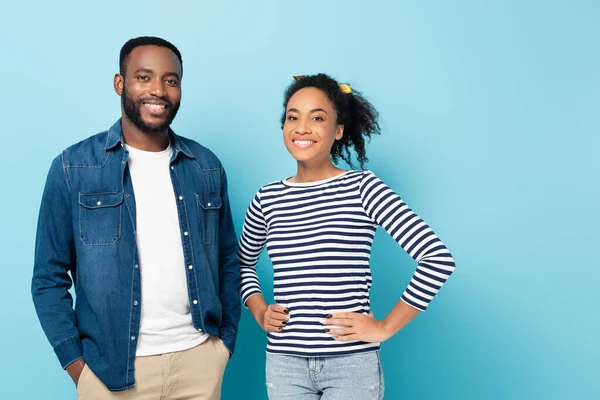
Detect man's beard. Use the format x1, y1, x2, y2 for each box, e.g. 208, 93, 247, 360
121, 87, 180, 133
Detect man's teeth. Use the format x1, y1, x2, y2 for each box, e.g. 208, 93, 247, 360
145, 103, 167, 109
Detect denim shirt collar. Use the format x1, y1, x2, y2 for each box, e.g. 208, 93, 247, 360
104, 118, 195, 159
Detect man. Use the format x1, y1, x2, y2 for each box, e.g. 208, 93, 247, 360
32, 36, 241, 399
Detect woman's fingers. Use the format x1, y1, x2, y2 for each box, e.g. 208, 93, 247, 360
262, 304, 290, 332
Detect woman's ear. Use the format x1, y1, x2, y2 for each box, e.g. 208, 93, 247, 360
336, 125, 344, 140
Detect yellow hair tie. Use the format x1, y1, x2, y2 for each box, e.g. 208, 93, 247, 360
293, 75, 352, 94
338, 84, 352, 94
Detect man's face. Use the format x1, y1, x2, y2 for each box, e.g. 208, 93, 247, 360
116, 45, 182, 133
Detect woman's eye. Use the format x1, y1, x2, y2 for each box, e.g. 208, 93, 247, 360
287, 115, 298, 121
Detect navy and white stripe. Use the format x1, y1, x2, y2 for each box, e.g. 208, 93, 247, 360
238, 170, 455, 356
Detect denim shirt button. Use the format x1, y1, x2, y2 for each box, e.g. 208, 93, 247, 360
188, 265, 193, 270
134, 264, 139, 269
133, 300, 138, 306
184, 231, 189, 236
130, 336, 136, 341
193, 300, 198, 305
179, 196, 183, 200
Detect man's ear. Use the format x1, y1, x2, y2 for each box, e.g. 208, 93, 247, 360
114, 74, 124, 96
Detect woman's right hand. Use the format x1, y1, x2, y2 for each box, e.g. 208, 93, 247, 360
259, 304, 289, 332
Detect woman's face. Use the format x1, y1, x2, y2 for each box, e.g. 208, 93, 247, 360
282, 87, 343, 165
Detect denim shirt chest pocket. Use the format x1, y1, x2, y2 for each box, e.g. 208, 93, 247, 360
195, 194, 221, 244
78, 192, 124, 245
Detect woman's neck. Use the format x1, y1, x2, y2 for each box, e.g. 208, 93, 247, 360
289, 159, 347, 183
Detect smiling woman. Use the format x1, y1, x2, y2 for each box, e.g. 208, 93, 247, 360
281, 74, 381, 179
237, 73, 456, 400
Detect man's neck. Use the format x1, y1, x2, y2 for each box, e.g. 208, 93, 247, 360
121, 116, 170, 152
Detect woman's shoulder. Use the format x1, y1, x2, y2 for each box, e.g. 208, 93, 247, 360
252, 179, 288, 199
354, 169, 380, 183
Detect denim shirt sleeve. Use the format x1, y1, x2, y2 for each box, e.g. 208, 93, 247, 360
217, 168, 241, 356
31, 153, 83, 369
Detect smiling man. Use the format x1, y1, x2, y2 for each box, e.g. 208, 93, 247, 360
32, 37, 240, 399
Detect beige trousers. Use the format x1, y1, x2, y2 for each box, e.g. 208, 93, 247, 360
77, 336, 229, 400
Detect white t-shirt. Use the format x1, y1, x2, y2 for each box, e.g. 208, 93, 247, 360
126, 142, 208, 356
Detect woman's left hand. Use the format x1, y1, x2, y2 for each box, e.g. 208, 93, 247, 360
323, 312, 393, 343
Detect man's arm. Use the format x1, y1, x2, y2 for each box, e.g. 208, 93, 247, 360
31, 153, 84, 383
217, 168, 241, 355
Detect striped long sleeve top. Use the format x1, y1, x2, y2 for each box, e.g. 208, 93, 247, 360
238, 170, 455, 357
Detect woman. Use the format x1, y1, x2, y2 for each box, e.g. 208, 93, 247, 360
238, 74, 455, 399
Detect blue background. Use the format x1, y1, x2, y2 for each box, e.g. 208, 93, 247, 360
1, 1, 598, 398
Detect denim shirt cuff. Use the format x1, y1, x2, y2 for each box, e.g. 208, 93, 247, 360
219, 327, 237, 357
54, 336, 83, 369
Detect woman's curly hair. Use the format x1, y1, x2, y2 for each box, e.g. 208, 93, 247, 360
280, 73, 381, 169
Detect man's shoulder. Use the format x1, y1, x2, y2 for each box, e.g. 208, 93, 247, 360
61, 130, 112, 168
176, 134, 223, 168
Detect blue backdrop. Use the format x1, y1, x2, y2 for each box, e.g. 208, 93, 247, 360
1, 1, 598, 398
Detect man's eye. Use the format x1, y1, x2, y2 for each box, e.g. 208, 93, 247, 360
137, 75, 150, 81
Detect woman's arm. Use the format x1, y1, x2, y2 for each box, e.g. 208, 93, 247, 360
325, 171, 455, 341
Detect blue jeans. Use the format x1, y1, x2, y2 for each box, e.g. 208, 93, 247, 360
266, 351, 384, 399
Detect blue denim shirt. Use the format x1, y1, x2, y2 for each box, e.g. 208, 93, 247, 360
32, 120, 241, 391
